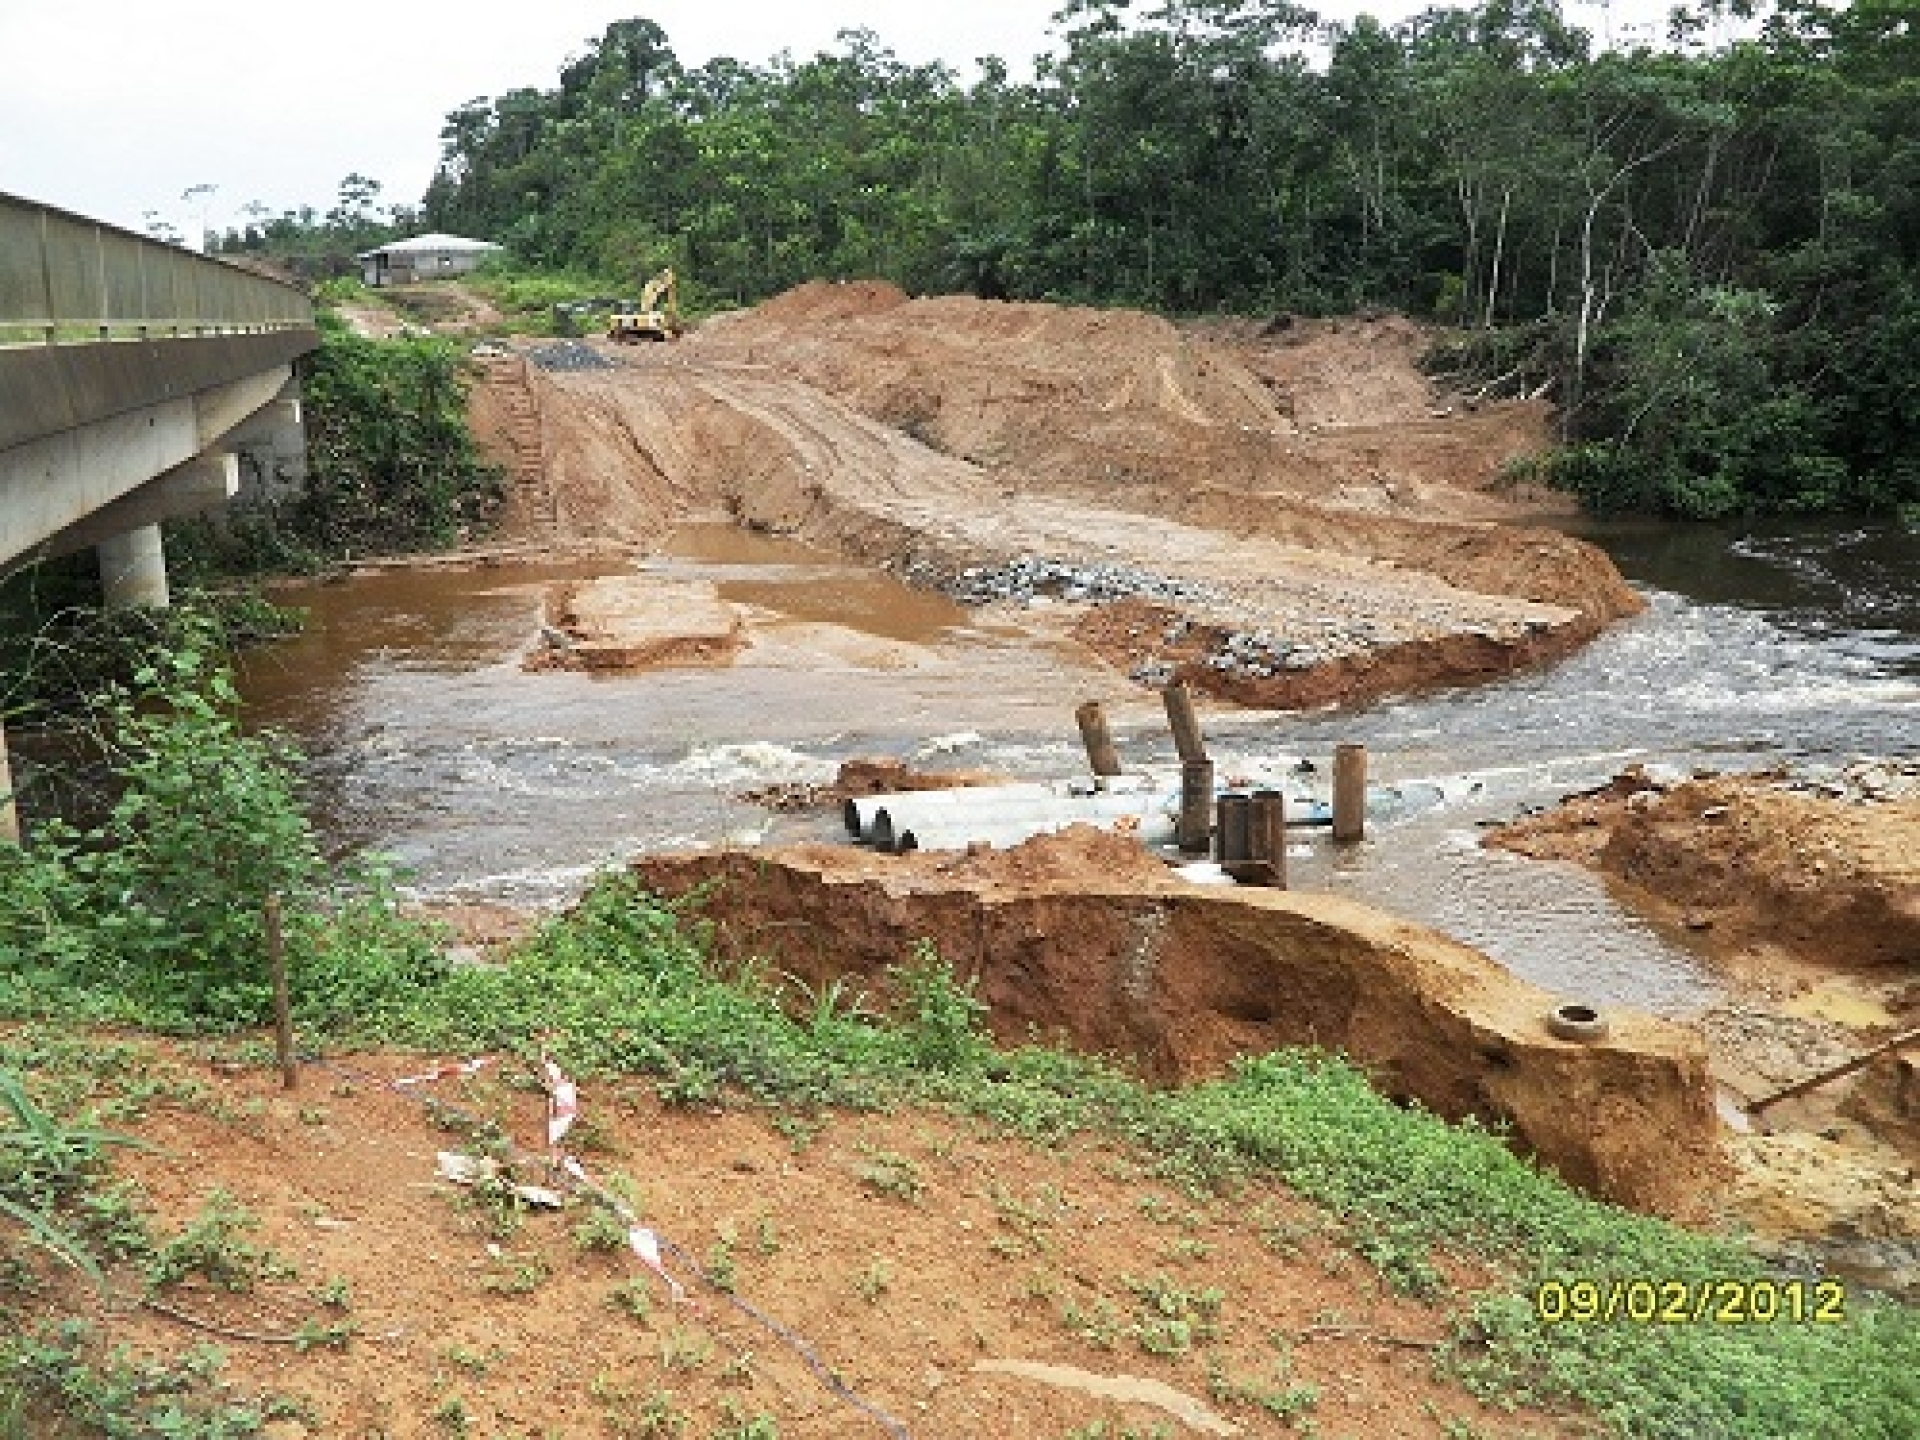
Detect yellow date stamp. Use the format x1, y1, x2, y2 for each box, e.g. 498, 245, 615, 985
1535, 1277, 1846, 1325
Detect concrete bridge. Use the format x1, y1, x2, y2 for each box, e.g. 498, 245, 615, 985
1, 190, 319, 608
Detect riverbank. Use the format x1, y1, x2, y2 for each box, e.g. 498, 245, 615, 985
1486, 763, 1920, 1291
1487, 762, 1920, 986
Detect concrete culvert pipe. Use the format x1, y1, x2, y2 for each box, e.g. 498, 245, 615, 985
873, 785, 1179, 852
1547, 1003, 1611, 1043
897, 812, 1178, 854
845, 783, 1054, 842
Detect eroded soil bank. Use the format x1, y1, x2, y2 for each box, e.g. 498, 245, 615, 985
469, 285, 1641, 708
1487, 764, 1920, 1288
1488, 763, 1920, 983
634, 827, 1720, 1221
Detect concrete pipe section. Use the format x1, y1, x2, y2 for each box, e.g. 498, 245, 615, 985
843, 782, 1052, 841
897, 812, 1180, 854
874, 781, 1180, 853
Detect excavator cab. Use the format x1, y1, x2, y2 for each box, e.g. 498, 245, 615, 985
607, 268, 682, 342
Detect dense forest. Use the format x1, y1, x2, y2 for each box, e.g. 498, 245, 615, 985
233, 0, 1919, 518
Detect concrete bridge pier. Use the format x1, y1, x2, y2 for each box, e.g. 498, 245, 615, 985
96, 523, 171, 609
0, 721, 17, 844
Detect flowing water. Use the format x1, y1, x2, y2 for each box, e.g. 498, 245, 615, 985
239, 519, 1918, 1020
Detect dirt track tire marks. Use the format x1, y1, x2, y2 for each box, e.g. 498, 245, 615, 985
509, 299, 1632, 706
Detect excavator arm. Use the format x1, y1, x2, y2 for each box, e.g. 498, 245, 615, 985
638, 268, 675, 314
607, 268, 682, 343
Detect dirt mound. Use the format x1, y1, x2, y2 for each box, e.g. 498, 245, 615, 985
473, 286, 1644, 709
742, 755, 1015, 813
745, 277, 909, 323
528, 575, 745, 671
1189, 311, 1447, 428
507, 357, 1604, 707
692, 296, 1560, 523
635, 829, 1721, 1218
1489, 768, 1920, 978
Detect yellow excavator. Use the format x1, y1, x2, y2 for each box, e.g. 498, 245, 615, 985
606, 268, 683, 342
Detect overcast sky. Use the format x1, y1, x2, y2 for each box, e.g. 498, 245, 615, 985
4, 1, 1682, 242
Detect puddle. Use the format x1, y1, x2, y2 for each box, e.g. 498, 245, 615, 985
1781, 982, 1901, 1030
659, 522, 975, 644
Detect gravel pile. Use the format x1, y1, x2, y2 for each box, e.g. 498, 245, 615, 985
525, 341, 616, 372
1782, 757, 1920, 803
949, 555, 1228, 609
1196, 626, 1336, 679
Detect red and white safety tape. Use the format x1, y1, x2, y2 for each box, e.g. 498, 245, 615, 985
362, 1049, 908, 1438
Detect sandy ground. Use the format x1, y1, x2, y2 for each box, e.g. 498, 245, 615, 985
467, 284, 1640, 707
1487, 765, 1920, 1288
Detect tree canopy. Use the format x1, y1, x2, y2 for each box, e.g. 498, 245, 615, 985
264, 1, 1920, 517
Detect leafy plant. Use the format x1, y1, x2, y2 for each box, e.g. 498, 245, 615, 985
850, 1143, 925, 1203
0, 1070, 146, 1281
853, 1259, 892, 1303
1, 1321, 283, 1438
573, 1202, 631, 1253
146, 1191, 290, 1294
476, 1250, 549, 1295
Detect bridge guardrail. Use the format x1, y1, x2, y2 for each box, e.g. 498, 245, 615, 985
0, 191, 312, 344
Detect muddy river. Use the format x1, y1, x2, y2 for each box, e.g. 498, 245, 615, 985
239, 519, 1917, 1021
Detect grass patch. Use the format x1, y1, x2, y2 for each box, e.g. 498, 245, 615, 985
0, 636, 1913, 1438
303, 870, 1915, 1439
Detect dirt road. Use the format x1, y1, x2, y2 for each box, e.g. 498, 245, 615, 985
473, 284, 1641, 707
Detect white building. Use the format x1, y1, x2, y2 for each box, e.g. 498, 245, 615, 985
358, 233, 503, 287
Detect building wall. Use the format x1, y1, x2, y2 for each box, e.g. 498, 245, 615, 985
363, 249, 495, 287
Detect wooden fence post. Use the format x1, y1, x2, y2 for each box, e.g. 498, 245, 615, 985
1333, 743, 1368, 842
0, 720, 18, 845
265, 894, 297, 1091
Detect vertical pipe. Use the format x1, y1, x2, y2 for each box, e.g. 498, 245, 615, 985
0, 720, 19, 845
1162, 682, 1207, 764
1177, 758, 1214, 853
1216, 793, 1251, 866
1249, 789, 1288, 888
1075, 701, 1123, 781
1333, 742, 1368, 842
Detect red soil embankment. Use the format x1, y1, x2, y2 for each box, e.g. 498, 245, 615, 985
636, 827, 1720, 1219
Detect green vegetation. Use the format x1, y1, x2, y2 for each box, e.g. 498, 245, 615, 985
0, 575, 301, 724
229, 1, 1901, 519
177, 327, 501, 576
0, 638, 444, 1032
0, 1038, 343, 1435
2, 634, 1914, 1436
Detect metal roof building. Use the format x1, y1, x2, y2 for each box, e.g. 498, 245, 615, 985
357, 233, 502, 287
